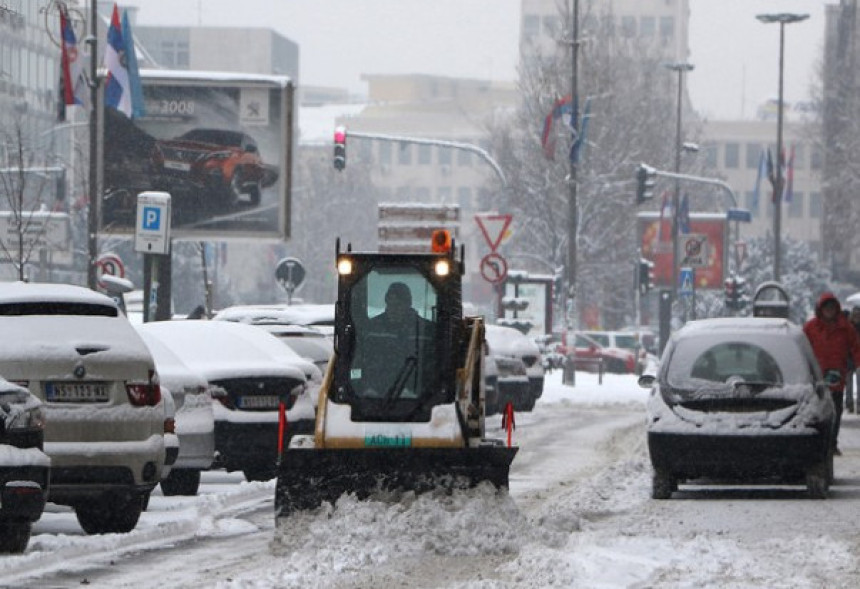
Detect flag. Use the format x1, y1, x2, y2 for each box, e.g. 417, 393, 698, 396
657, 190, 671, 242
751, 149, 767, 211
104, 4, 143, 118
570, 96, 592, 164
782, 144, 795, 202
121, 8, 145, 119
540, 95, 572, 159
678, 194, 690, 234
58, 5, 87, 121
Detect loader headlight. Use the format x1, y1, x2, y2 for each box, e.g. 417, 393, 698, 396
337, 258, 353, 275
434, 259, 450, 277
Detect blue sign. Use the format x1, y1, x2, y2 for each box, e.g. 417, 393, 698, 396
679, 267, 694, 297
726, 208, 752, 223
142, 206, 161, 231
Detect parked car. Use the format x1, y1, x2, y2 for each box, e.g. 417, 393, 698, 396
0, 283, 164, 535
136, 328, 216, 496
138, 320, 317, 482
151, 128, 278, 209
485, 325, 543, 413
0, 378, 50, 553
253, 324, 333, 374
213, 303, 335, 337
563, 331, 637, 374
641, 317, 835, 499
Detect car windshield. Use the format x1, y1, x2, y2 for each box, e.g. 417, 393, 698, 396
180, 129, 243, 146
0, 302, 118, 317
584, 333, 610, 347
665, 334, 813, 390
613, 334, 638, 350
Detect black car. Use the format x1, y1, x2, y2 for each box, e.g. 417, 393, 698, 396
642, 317, 835, 499
0, 378, 50, 553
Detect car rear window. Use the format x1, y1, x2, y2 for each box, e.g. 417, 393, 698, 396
613, 334, 638, 350
0, 302, 118, 317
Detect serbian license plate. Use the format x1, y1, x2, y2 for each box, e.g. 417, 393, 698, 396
45, 382, 109, 403
164, 160, 191, 172
237, 395, 281, 410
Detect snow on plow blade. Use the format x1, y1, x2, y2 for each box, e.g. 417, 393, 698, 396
275, 445, 518, 518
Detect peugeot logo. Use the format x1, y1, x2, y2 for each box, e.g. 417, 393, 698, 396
73, 364, 86, 379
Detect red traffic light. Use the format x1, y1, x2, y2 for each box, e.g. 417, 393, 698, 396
334, 126, 347, 171
334, 126, 347, 144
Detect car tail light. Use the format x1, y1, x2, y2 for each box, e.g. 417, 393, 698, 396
126, 373, 162, 407
164, 417, 176, 434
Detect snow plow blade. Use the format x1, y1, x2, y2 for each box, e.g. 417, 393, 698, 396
274, 445, 518, 518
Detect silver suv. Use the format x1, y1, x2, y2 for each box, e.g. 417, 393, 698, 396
0, 283, 164, 534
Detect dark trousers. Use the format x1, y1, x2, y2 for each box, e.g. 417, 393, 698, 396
833, 389, 844, 450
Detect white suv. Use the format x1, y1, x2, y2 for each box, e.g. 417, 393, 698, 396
0, 283, 164, 534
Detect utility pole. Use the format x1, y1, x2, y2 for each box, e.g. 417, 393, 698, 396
85, 0, 100, 290
567, 0, 579, 334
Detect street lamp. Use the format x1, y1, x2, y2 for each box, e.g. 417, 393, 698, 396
756, 12, 809, 282
664, 61, 694, 300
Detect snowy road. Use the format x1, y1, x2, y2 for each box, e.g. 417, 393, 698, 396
4, 372, 860, 588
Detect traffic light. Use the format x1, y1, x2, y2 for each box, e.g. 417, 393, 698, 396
636, 163, 657, 204
639, 259, 655, 295
333, 126, 347, 171
725, 275, 749, 311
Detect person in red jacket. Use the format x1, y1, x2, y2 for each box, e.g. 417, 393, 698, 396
803, 292, 860, 455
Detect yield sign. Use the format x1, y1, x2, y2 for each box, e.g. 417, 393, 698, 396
474, 214, 512, 253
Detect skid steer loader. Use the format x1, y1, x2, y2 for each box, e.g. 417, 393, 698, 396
274, 233, 517, 517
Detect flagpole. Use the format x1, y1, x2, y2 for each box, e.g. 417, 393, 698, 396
86, 0, 99, 290
566, 0, 579, 347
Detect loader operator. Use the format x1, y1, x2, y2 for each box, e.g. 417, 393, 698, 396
363, 282, 435, 401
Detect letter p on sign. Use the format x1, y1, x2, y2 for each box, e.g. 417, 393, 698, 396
143, 206, 161, 230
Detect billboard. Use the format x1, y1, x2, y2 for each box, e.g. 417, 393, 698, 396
637, 211, 727, 289
101, 70, 294, 239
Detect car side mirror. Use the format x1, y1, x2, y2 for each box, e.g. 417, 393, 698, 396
638, 374, 656, 388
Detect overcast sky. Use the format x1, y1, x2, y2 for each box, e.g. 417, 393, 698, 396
126, 0, 828, 121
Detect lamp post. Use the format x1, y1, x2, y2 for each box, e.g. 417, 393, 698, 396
664, 62, 694, 300
756, 12, 809, 282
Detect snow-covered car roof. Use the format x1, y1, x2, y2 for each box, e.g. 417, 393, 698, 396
670, 317, 801, 342
137, 320, 306, 382
213, 303, 334, 326
135, 328, 209, 393
485, 324, 541, 358
0, 282, 118, 308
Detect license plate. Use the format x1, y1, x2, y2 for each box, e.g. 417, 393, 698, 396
164, 161, 191, 172
45, 382, 109, 403
236, 395, 280, 410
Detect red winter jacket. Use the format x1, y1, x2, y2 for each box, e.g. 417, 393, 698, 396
803, 292, 860, 390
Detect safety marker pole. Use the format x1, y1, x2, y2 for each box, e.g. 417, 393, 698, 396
277, 401, 287, 461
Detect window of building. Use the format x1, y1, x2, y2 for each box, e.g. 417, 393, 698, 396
358, 139, 372, 162
809, 192, 822, 218
621, 16, 636, 37
438, 147, 452, 165
660, 16, 674, 39
396, 186, 411, 201
457, 148, 472, 166
793, 143, 805, 170
810, 147, 822, 170
703, 143, 718, 168
437, 187, 452, 202
457, 187, 472, 210
523, 14, 539, 40
398, 142, 412, 165
176, 42, 190, 68
787, 192, 804, 218
542, 16, 561, 38
746, 143, 763, 169
378, 142, 392, 165
724, 143, 740, 168
414, 187, 431, 202
640, 16, 656, 37
418, 144, 432, 165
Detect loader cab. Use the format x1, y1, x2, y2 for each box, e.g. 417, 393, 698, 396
333, 247, 463, 423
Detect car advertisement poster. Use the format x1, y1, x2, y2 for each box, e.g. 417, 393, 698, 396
101, 70, 293, 240
637, 211, 727, 289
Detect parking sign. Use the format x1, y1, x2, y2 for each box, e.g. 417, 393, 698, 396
135, 192, 171, 255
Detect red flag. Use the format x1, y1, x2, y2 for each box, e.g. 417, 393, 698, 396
541, 95, 572, 159
59, 6, 86, 107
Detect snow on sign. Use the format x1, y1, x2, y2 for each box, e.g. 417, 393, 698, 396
378, 203, 460, 253
475, 213, 512, 253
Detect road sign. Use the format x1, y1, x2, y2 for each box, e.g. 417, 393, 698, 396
727, 208, 752, 223
96, 252, 125, 290
134, 192, 171, 255
275, 257, 306, 292
475, 214, 512, 252
679, 234, 708, 268
480, 252, 508, 284
679, 267, 694, 297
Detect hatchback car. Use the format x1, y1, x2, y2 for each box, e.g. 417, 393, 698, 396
565, 331, 637, 374
0, 283, 164, 534
0, 378, 50, 553
137, 328, 216, 496
642, 317, 835, 499
138, 321, 318, 482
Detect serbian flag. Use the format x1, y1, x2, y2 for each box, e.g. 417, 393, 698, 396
58, 5, 87, 120
678, 194, 691, 234
540, 95, 572, 159
104, 4, 143, 118
751, 149, 767, 211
